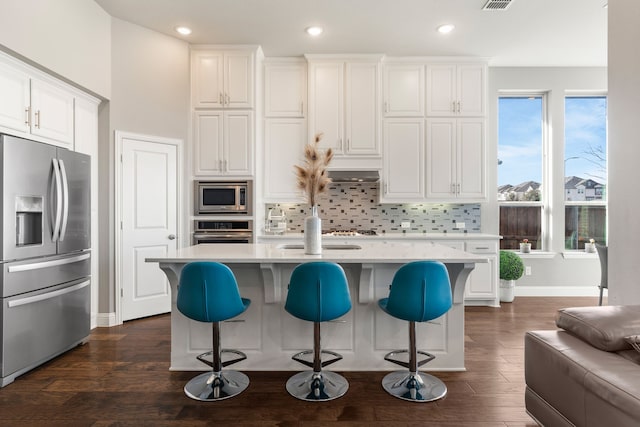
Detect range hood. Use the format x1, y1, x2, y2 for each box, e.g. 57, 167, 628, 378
328, 170, 380, 183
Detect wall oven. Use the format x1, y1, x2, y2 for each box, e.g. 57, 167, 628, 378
192, 220, 253, 244
195, 180, 252, 215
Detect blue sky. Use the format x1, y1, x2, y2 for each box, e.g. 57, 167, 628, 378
498, 96, 607, 187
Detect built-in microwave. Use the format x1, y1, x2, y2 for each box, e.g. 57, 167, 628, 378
195, 180, 252, 215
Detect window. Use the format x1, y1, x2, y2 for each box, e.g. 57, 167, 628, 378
498, 95, 546, 250
564, 96, 607, 250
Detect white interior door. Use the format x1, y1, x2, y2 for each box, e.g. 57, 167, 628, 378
120, 133, 178, 321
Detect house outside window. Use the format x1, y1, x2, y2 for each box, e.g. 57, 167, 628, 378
497, 95, 546, 250
564, 95, 607, 250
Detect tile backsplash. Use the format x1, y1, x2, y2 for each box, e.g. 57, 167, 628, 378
265, 183, 481, 234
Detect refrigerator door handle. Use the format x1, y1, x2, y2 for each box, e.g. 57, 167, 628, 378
51, 158, 63, 242
7, 279, 90, 308
7, 252, 91, 273
58, 158, 69, 241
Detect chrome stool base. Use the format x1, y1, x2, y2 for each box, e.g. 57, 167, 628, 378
184, 370, 249, 402
286, 370, 349, 401
381, 370, 447, 402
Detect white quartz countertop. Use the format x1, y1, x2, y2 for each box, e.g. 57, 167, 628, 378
259, 232, 501, 241
147, 241, 488, 264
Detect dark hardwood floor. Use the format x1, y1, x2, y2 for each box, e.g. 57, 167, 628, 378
0, 297, 601, 426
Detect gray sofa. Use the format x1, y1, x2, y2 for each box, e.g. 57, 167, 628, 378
525, 305, 640, 427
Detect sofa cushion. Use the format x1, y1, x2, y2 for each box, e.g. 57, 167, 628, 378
555, 305, 640, 351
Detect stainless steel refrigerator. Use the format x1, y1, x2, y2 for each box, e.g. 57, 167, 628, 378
0, 134, 91, 387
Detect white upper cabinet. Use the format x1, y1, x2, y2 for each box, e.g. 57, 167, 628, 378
0, 55, 74, 148
381, 118, 425, 202
426, 64, 486, 117
307, 57, 381, 157
193, 110, 253, 176
264, 60, 306, 117
263, 119, 306, 201
345, 62, 380, 156
426, 118, 485, 200
0, 60, 30, 134
383, 63, 425, 117
191, 49, 255, 109
30, 78, 74, 147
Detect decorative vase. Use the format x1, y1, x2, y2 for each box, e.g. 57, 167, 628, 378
519, 243, 531, 253
584, 242, 596, 253
499, 279, 516, 303
304, 206, 322, 255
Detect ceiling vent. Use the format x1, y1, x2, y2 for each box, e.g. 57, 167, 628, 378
482, 0, 514, 11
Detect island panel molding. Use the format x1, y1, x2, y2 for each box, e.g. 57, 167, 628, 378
148, 242, 485, 371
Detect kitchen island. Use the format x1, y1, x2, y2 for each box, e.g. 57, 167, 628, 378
147, 241, 486, 371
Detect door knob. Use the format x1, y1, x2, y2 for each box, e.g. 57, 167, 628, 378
168, 234, 176, 240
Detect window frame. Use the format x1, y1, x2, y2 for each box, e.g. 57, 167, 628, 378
497, 92, 550, 252
563, 92, 608, 250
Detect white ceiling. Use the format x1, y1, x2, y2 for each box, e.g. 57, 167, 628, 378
94, 0, 608, 66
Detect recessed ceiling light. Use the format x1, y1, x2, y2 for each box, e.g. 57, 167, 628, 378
306, 26, 323, 37
437, 24, 455, 34
175, 26, 192, 36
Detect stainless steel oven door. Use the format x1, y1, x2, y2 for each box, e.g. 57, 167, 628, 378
192, 232, 252, 244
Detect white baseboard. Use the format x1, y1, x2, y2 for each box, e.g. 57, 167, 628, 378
93, 312, 118, 327
515, 286, 601, 297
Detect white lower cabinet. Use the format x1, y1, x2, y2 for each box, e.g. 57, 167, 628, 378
407, 239, 497, 306
464, 241, 498, 305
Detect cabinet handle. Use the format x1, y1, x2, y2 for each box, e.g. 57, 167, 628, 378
225, 93, 230, 105
219, 159, 223, 171
300, 101, 304, 115
452, 101, 456, 113
219, 93, 223, 105
475, 246, 490, 250
339, 138, 343, 151
24, 107, 30, 126
385, 182, 388, 194
451, 183, 455, 194
384, 102, 388, 113
35, 110, 40, 128
457, 183, 461, 194
346, 139, 350, 151
224, 159, 228, 171
457, 101, 461, 113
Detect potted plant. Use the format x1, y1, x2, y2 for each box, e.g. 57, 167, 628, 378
519, 238, 532, 253
499, 250, 524, 303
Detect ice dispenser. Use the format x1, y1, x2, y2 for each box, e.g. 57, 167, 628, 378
15, 196, 43, 246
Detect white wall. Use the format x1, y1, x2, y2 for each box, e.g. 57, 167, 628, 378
100, 18, 190, 313
608, 0, 640, 305
487, 67, 607, 295
0, 0, 110, 98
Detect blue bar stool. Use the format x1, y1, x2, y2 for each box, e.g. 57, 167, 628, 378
284, 262, 352, 401
378, 261, 452, 402
176, 262, 251, 401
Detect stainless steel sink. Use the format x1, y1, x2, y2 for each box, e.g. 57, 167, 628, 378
276, 244, 362, 250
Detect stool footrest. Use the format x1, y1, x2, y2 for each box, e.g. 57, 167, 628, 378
291, 349, 343, 369
197, 349, 247, 368
383, 349, 435, 369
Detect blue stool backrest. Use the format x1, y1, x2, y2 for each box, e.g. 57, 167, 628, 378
177, 262, 246, 322
385, 261, 452, 322
285, 262, 352, 322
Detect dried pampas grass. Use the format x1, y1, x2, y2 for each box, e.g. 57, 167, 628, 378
294, 133, 333, 207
